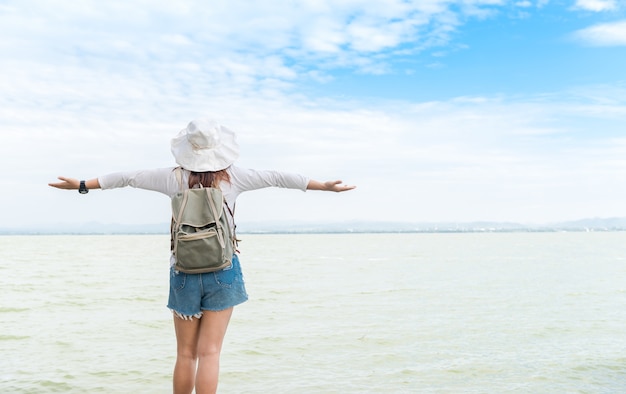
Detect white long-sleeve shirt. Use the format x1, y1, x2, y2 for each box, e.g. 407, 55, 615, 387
98, 165, 310, 230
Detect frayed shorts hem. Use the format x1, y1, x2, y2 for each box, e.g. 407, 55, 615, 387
170, 309, 204, 321
168, 296, 248, 320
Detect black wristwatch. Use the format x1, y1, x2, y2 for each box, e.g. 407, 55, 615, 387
78, 180, 89, 194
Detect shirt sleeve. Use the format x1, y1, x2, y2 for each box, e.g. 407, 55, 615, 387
98, 167, 180, 197
227, 165, 309, 194
97, 165, 309, 201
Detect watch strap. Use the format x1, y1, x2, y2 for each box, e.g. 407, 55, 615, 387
79, 180, 89, 194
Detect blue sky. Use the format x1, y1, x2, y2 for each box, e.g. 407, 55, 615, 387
1, 0, 625, 228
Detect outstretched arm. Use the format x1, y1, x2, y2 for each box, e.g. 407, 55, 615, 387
306, 179, 355, 192
48, 177, 101, 191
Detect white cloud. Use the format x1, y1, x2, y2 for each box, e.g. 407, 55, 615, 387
2, 1, 626, 226
573, 0, 617, 12
7, 84, 625, 225
0, 0, 509, 79
572, 20, 626, 46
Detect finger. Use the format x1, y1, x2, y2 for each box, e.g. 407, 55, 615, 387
49, 176, 72, 188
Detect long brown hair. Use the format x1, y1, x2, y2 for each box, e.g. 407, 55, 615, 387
188, 169, 231, 189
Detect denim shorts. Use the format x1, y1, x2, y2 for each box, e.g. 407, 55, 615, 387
167, 254, 248, 319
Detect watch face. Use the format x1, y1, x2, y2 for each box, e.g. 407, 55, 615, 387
79, 181, 88, 194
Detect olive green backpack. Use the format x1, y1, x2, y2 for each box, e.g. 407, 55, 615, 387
170, 168, 235, 273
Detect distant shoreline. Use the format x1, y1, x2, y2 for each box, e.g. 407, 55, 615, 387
2, 218, 626, 235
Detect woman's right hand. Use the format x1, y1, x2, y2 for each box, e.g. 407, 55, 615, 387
48, 176, 80, 190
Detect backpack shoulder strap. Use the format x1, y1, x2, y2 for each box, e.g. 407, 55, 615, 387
224, 200, 240, 249
224, 200, 235, 220
170, 167, 185, 252
174, 167, 185, 191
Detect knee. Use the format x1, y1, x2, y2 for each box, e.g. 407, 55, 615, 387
177, 348, 198, 361
197, 343, 221, 360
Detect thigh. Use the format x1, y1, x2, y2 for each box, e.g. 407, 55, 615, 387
173, 315, 201, 357
197, 307, 234, 355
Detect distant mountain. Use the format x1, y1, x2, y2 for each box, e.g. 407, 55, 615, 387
236, 220, 529, 233
0, 222, 169, 235
238, 218, 626, 233
547, 217, 626, 231
2, 217, 626, 235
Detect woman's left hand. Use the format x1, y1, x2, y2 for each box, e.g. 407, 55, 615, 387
307, 179, 356, 192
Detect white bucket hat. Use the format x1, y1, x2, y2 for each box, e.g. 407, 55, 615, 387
171, 119, 240, 172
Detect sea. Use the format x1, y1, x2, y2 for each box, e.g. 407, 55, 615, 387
1, 232, 625, 393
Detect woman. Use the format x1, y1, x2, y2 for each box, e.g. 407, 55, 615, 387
48, 119, 355, 394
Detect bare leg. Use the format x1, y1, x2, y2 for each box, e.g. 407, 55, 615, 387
172, 308, 234, 394
195, 308, 234, 394
173, 316, 201, 394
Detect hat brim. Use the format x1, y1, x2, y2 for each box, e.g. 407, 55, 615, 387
171, 125, 239, 172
